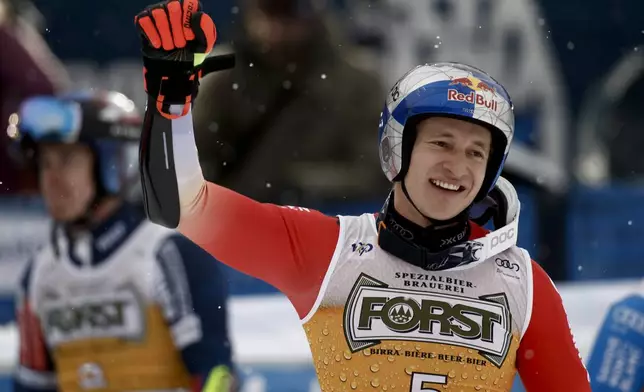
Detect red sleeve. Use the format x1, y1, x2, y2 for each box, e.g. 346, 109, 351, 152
516, 261, 590, 391
179, 182, 340, 318
14, 262, 57, 390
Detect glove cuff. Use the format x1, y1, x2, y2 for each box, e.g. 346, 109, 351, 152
142, 56, 201, 115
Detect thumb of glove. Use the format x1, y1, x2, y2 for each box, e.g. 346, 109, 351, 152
188, 10, 217, 66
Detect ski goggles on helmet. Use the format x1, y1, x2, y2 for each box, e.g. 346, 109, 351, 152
13, 96, 83, 144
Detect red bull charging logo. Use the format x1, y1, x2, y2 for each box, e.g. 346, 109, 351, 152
448, 76, 499, 112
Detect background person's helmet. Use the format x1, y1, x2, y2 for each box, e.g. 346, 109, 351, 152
378, 62, 515, 202
10, 90, 142, 199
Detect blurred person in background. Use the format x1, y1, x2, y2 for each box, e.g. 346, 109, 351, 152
585, 282, 644, 391
192, 0, 389, 206
0, 0, 69, 194
11, 91, 236, 392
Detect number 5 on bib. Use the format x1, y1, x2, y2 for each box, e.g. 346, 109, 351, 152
411, 373, 448, 392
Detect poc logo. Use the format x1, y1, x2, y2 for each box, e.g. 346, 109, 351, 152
490, 228, 515, 250
352, 242, 373, 256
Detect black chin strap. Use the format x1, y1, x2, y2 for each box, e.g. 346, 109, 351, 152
400, 179, 430, 221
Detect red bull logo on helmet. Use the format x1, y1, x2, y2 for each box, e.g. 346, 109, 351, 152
449, 75, 497, 94
447, 89, 499, 112
449, 77, 475, 88
475, 81, 495, 93
447, 75, 500, 112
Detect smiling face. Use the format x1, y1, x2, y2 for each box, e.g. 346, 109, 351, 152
396, 116, 492, 223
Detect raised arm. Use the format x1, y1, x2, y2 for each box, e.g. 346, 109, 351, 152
135, 0, 340, 316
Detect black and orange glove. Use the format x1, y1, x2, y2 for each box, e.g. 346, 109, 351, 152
135, 0, 217, 119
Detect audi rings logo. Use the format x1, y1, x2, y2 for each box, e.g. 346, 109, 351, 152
388, 217, 414, 240
495, 258, 520, 271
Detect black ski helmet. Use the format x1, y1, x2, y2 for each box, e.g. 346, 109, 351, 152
11, 90, 142, 198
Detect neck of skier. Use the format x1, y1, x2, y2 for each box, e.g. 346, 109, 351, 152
65, 197, 123, 237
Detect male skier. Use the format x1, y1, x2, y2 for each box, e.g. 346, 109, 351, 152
134, 1, 591, 390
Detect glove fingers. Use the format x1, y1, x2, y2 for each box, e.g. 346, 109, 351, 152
190, 11, 217, 54
135, 13, 162, 49
151, 7, 175, 51
182, 0, 199, 40
167, 0, 187, 48
200, 12, 217, 53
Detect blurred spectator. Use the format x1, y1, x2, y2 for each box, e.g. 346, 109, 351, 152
193, 0, 390, 207
0, 0, 69, 194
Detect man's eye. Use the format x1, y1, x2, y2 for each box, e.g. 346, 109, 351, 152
432, 141, 448, 148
